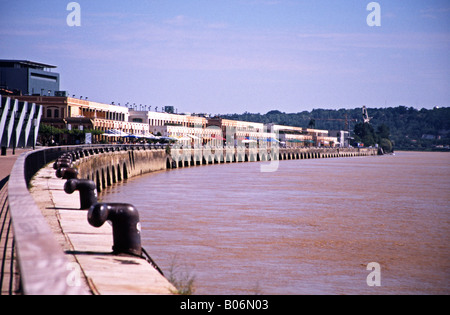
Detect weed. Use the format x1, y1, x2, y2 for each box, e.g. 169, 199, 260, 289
167, 255, 196, 295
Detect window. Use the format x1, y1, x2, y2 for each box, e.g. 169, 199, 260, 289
47, 109, 52, 118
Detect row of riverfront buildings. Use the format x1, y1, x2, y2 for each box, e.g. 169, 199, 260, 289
0, 59, 345, 148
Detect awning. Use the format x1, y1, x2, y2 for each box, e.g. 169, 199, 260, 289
103, 129, 129, 137
287, 139, 303, 143
212, 135, 226, 140
142, 133, 158, 139
160, 136, 178, 141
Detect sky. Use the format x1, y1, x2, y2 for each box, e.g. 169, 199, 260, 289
0, 0, 449, 114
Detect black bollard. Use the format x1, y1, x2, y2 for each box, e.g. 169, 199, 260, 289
88, 203, 142, 257
55, 167, 65, 178
53, 159, 72, 170
64, 179, 98, 210
57, 167, 79, 179
59, 155, 73, 163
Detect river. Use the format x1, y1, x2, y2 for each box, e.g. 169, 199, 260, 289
100, 151, 450, 295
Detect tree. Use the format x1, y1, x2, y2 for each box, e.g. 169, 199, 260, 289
38, 123, 64, 145
379, 138, 393, 153
221, 106, 450, 151
376, 124, 390, 139
353, 122, 377, 147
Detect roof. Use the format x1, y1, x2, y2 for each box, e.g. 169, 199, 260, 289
0, 59, 57, 69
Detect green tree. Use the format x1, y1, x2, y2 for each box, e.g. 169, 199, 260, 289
38, 123, 64, 145
376, 124, 390, 139
353, 122, 377, 147
379, 138, 393, 153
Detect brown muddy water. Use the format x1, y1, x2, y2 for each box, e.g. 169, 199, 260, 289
100, 152, 450, 295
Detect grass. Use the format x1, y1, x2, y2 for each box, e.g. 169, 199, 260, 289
167, 255, 196, 295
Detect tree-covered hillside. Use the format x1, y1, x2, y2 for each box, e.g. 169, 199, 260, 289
221, 106, 450, 151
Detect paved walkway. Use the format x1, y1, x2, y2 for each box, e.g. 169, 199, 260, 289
29, 164, 176, 295
3, 148, 175, 294
0, 149, 29, 181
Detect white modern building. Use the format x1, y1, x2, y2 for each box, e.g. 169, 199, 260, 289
0, 95, 42, 151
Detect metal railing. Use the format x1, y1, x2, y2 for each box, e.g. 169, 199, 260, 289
0, 176, 18, 295
8, 147, 90, 295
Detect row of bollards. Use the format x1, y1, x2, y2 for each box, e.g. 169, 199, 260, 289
52, 149, 164, 275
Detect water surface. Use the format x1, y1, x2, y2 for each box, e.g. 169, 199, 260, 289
101, 152, 450, 294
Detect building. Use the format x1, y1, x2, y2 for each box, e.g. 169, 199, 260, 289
0, 60, 60, 96
9, 95, 149, 144
305, 128, 337, 147
0, 95, 42, 150
329, 130, 350, 147
129, 110, 207, 130
267, 124, 309, 147
130, 110, 224, 146
0, 59, 339, 148
207, 117, 276, 146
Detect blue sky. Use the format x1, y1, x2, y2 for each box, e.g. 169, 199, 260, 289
1, 0, 449, 114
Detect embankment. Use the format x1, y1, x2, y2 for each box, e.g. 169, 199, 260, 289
7, 144, 378, 294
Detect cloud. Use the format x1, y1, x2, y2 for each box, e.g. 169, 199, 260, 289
164, 15, 193, 27
420, 6, 450, 19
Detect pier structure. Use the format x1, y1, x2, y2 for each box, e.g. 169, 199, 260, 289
167, 146, 377, 171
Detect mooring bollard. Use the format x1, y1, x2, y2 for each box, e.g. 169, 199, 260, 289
88, 203, 142, 257
64, 179, 98, 210
56, 167, 79, 179
59, 154, 73, 162
53, 158, 72, 170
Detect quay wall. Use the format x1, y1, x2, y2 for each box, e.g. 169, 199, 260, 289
168, 147, 378, 169
73, 146, 379, 193
74, 146, 378, 193
7, 144, 378, 294
75, 147, 167, 193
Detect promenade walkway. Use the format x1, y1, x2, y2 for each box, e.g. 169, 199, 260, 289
3, 145, 378, 294
28, 163, 176, 295
0, 149, 28, 295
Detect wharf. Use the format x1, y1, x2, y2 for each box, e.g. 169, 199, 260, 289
28, 163, 176, 295
5, 144, 378, 295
